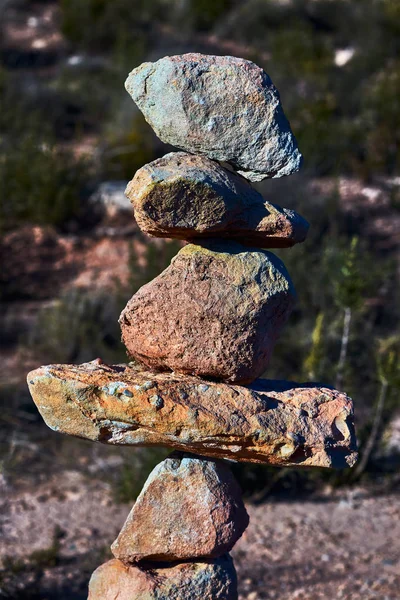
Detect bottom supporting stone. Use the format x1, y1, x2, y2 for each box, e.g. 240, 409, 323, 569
88, 556, 238, 600
111, 453, 249, 563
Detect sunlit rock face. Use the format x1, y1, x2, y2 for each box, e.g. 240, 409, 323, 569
88, 556, 238, 600
111, 453, 249, 563
120, 241, 296, 384
27, 361, 358, 468
126, 152, 309, 248
125, 53, 302, 182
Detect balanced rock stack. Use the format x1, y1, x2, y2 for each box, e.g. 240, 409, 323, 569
27, 54, 358, 599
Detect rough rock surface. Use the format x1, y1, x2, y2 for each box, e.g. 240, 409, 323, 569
111, 453, 249, 563
120, 241, 296, 384
3, 471, 399, 599
88, 556, 237, 600
126, 152, 309, 247
27, 361, 358, 468
125, 53, 302, 181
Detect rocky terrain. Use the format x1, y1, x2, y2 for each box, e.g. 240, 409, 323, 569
1, 471, 399, 599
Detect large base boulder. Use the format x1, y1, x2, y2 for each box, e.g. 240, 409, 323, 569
120, 241, 296, 384
111, 453, 249, 563
88, 556, 238, 600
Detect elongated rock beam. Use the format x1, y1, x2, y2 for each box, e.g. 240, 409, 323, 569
27, 360, 357, 468
88, 556, 238, 600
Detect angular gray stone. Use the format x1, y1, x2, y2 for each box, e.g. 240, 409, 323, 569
88, 556, 238, 600
120, 241, 296, 384
126, 152, 309, 248
125, 53, 302, 181
111, 453, 249, 563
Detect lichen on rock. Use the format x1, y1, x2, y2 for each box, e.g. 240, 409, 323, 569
27, 361, 358, 468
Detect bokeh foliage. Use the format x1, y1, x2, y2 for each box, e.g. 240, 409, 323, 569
1, 0, 400, 497
2, 0, 400, 228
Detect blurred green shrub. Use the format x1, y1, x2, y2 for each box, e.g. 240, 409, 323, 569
28, 288, 126, 364
179, 0, 235, 31
0, 68, 92, 232
0, 135, 89, 231
60, 0, 164, 62
60, 0, 236, 51
303, 312, 325, 381
363, 61, 400, 175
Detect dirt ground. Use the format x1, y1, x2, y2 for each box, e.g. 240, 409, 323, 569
1, 470, 399, 600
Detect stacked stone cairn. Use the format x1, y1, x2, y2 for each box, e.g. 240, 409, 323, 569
27, 54, 358, 599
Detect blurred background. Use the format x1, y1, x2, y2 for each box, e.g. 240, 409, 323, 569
0, 0, 399, 598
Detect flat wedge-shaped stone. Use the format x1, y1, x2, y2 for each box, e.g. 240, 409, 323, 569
88, 556, 237, 600
111, 453, 249, 563
120, 241, 296, 384
126, 152, 309, 248
27, 361, 358, 468
125, 53, 302, 181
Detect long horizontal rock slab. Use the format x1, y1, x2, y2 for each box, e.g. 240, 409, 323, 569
27, 361, 357, 468
126, 152, 309, 248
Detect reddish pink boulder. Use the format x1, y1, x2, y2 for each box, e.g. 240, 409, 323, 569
120, 240, 296, 384
27, 361, 358, 467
